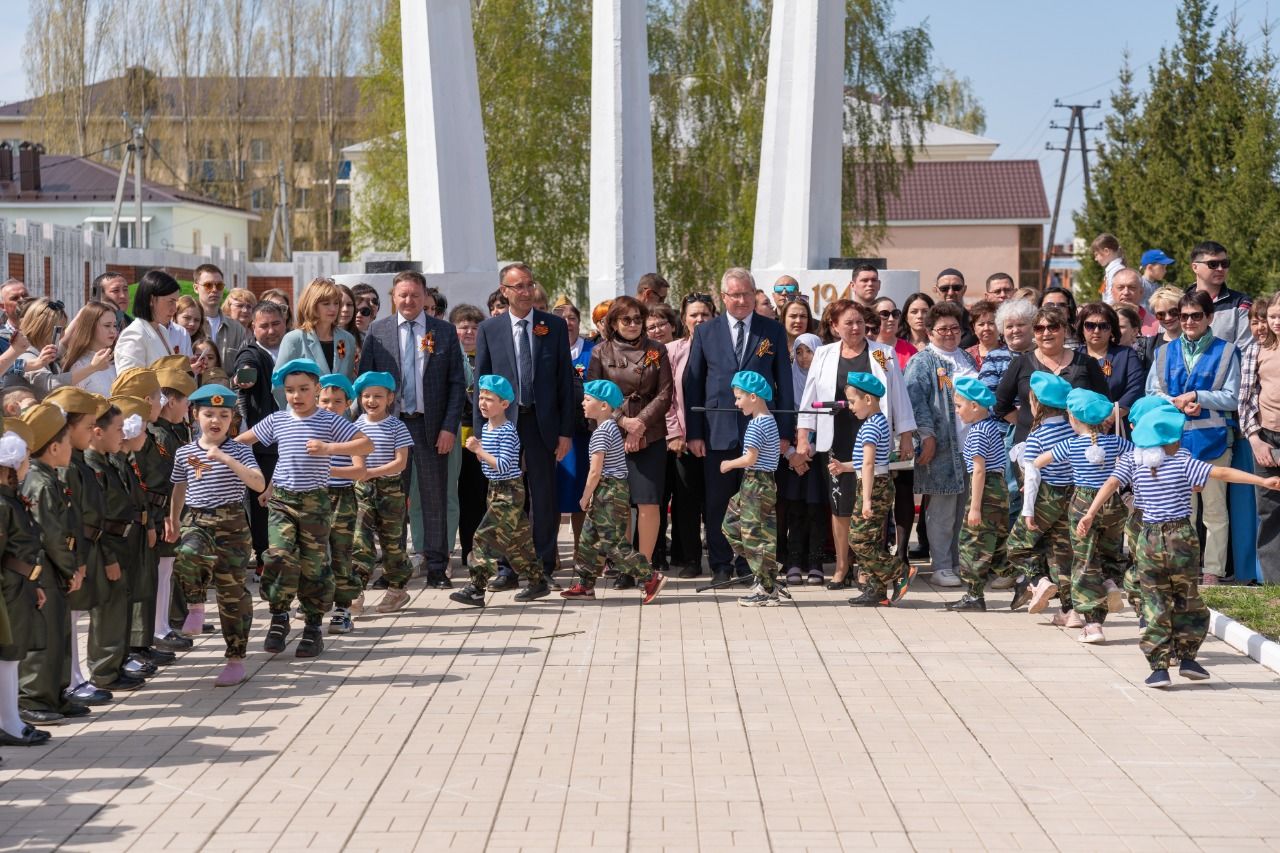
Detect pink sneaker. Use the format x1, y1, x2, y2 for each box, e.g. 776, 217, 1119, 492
1078, 623, 1105, 644
1027, 578, 1057, 614
1066, 610, 1086, 628
181, 605, 205, 638
214, 659, 246, 687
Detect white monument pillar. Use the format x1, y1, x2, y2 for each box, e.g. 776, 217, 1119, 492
750, 0, 846, 272
587, 0, 657, 309
400, 0, 498, 302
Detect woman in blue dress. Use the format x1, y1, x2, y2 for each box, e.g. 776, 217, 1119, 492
554, 298, 595, 550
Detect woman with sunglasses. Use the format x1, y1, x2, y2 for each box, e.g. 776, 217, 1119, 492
1144, 289, 1242, 586
1077, 302, 1144, 425
1038, 287, 1081, 349
587, 296, 674, 586
994, 305, 1108, 445
872, 297, 916, 371
665, 293, 716, 578
1138, 285, 1184, 367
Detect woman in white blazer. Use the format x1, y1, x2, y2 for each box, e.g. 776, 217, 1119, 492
274, 278, 358, 406
794, 300, 916, 587
115, 270, 186, 372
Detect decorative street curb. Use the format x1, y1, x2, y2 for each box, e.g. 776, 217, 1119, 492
1208, 608, 1280, 676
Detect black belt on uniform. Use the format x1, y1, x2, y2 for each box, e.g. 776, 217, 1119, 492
101, 519, 134, 538
147, 493, 170, 510
82, 524, 102, 543
400, 411, 424, 420
2, 555, 40, 581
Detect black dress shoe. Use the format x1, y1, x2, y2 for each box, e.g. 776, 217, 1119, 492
59, 703, 91, 718
0, 725, 52, 745
611, 574, 636, 591
710, 570, 731, 586
487, 573, 519, 593
101, 676, 145, 692
371, 575, 390, 590
122, 658, 158, 678
19, 709, 64, 727
676, 564, 701, 579
514, 580, 550, 602
65, 683, 113, 705
154, 632, 193, 652
425, 571, 453, 590
147, 648, 178, 665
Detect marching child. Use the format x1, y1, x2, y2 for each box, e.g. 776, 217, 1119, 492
449, 375, 545, 608
317, 374, 364, 631
169, 384, 265, 687
349, 372, 413, 619
946, 376, 1027, 612
235, 358, 371, 658
0, 417, 51, 745
561, 379, 666, 604
17, 402, 86, 726
149, 355, 195, 651
1121, 396, 1181, 622
721, 370, 782, 608
829, 372, 908, 606
1034, 388, 1131, 642
1078, 407, 1280, 687
1009, 372, 1075, 614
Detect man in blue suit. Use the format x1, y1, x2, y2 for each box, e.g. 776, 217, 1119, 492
474, 262, 575, 593
358, 271, 467, 588
684, 267, 795, 585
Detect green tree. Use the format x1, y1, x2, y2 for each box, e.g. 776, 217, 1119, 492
924, 67, 986, 135
1077, 0, 1280, 296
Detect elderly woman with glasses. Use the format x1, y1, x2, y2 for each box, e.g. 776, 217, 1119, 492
977, 298, 1037, 392
1145, 289, 1242, 586
993, 305, 1109, 445
1077, 302, 1144, 422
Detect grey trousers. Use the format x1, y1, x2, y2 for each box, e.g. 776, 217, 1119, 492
1255, 429, 1280, 584
925, 490, 966, 577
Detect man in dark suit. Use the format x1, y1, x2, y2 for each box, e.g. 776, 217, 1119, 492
233, 300, 287, 569
474, 262, 574, 591
684, 267, 795, 585
358, 271, 467, 588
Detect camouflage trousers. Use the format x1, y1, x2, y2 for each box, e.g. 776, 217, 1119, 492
1069, 486, 1127, 623
575, 477, 650, 589
352, 477, 410, 592
723, 470, 777, 589
848, 475, 897, 597
1123, 505, 1144, 611
1134, 518, 1209, 670
175, 504, 253, 659
261, 486, 334, 623
1006, 483, 1073, 600
327, 486, 360, 607
470, 478, 542, 586
959, 475, 1015, 596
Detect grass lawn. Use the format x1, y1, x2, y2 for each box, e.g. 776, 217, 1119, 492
1201, 585, 1280, 642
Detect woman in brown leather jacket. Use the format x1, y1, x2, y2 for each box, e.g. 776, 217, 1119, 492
587, 296, 674, 588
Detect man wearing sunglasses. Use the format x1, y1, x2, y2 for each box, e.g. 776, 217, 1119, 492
1187, 241, 1253, 349
771, 275, 800, 311
935, 268, 979, 349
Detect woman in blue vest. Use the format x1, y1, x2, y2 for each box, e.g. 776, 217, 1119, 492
1144, 289, 1241, 585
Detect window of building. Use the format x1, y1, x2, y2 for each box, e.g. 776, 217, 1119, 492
250, 188, 271, 211
295, 187, 311, 210
334, 187, 350, 210
251, 236, 266, 260
1019, 225, 1044, 292
292, 138, 313, 162
83, 217, 151, 249
250, 139, 270, 161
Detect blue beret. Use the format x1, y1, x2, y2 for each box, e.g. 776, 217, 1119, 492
846, 371, 885, 398
1127, 395, 1178, 428
353, 371, 396, 395
188, 384, 237, 409
477, 374, 514, 402
271, 358, 323, 389
583, 379, 624, 409
1066, 388, 1113, 426
1029, 372, 1071, 410
319, 373, 355, 400
1132, 408, 1187, 448
731, 370, 773, 402
954, 375, 994, 408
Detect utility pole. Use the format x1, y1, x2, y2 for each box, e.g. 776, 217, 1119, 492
108, 110, 151, 248
1042, 100, 1101, 286
265, 161, 292, 262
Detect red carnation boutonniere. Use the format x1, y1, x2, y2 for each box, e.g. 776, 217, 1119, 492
755, 338, 773, 358
871, 349, 888, 370
419, 332, 435, 354
336, 340, 347, 361
574, 363, 585, 379
1101, 359, 1113, 378
533, 322, 550, 337
63, 486, 73, 500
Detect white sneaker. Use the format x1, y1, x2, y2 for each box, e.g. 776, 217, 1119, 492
1078, 623, 1105, 644
1103, 579, 1125, 614
989, 576, 1015, 590
930, 568, 963, 587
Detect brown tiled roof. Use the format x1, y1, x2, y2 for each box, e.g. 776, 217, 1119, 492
0, 154, 249, 213
0, 74, 365, 119
881, 160, 1049, 222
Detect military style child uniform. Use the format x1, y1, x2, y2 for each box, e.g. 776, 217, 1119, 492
349, 374, 414, 613
1051, 389, 1133, 635
847, 397, 900, 606
149, 354, 197, 648
318, 374, 363, 629
82, 439, 140, 690
1010, 372, 1075, 614
724, 371, 781, 605
949, 376, 1024, 612
172, 386, 259, 666
1120, 397, 1181, 618
567, 381, 654, 598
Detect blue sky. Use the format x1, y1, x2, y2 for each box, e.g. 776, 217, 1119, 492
0, 1, 1272, 241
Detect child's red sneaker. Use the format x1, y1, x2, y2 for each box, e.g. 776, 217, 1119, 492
642, 572, 667, 605
560, 584, 596, 600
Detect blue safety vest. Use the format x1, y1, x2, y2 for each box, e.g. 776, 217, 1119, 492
1161, 335, 1235, 461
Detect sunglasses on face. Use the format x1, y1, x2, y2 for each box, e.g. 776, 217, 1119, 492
1155, 310, 1178, 320
938, 285, 965, 294
1180, 312, 1206, 322
1083, 321, 1111, 332
773, 284, 798, 294
617, 315, 643, 326
1195, 259, 1230, 270
878, 309, 901, 319
1033, 324, 1062, 334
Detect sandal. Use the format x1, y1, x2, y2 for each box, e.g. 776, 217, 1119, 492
786, 568, 803, 586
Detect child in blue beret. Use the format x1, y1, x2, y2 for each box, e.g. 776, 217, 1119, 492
946, 376, 1026, 612
562, 380, 666, 603
317, 374, 363, 633
1030, 388, 1130, 643
1078, 407, 1280, 688
721, 371, 783, 606
450, 375, 545, 608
